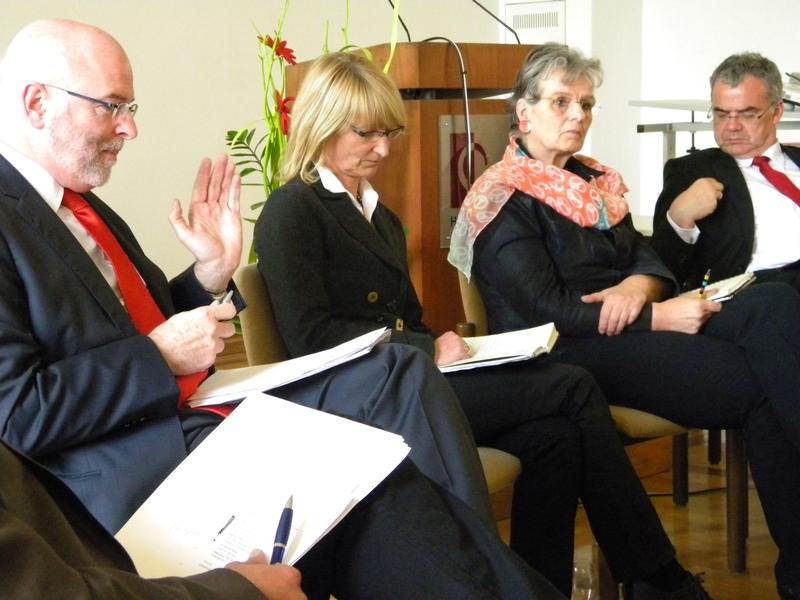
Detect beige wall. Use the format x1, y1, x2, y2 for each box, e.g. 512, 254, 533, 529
1, 0, 504, 276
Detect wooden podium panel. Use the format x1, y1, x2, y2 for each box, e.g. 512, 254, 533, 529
286, 43, 538, 334
287, 43, 535, 94
370, 98, 509, 333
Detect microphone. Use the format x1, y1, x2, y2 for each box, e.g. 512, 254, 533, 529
386, 0, 412, 43
470, 0, 520, 44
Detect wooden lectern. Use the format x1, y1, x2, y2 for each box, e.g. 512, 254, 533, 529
287, 43, 537, 333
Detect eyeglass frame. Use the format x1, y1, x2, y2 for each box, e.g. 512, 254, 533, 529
349, 125, 405, 141
42, 84, 138, 121
706, 105, 774, 124
532, 95, 602, 116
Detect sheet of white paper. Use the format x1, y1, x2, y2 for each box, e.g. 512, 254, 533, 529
189, 328, 390, 407
116, 393, 409, 578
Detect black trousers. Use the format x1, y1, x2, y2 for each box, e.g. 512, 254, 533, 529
551, 282, 800, 590
184, 344, 495, 529
445, 360, 676, 596
297, 459, 565, 600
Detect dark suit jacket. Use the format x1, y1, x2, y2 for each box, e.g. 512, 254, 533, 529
652, 145, 800, 289
0, 441, 262, 599
0, 152, 224, 533
254, 177, 437, 358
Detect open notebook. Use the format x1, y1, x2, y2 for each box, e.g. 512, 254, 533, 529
116, 393, 409, 577
440, 323, 559, 373
680, 272, 755, 302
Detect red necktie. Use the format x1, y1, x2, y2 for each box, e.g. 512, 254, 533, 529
751, 156, 800, 209
61, 190, 221, 413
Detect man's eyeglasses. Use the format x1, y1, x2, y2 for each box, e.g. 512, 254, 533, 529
350, 125, 405, 141
707, 106, 772, 124
44, 84, 138, 121
535, 95, 601, 116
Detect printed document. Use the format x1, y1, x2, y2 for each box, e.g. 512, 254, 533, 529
116, 393, 409, 577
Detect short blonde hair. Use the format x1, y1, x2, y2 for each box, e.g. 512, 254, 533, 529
280, 51, 406, 184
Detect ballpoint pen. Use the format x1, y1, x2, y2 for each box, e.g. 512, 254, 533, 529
699, 269, 711, 298
270, 495, 294, 564
213, 514, 235, 541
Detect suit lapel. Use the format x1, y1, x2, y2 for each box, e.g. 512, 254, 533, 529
782, 144, 800, 170
0, 158, 137, 334
709, 149, 755, 243
312, 180, 406, 272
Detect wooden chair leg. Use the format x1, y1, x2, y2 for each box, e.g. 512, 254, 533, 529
707, 429, 722, 464
726, 429, 747, 572
672, 433, 689, 506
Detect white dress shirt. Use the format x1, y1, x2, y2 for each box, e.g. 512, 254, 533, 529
317, 165, 379, 223
667, 142, 800, 271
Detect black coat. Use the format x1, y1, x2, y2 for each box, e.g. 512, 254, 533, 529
255, 177, 436, 358
652, 145, 800, 289
0, 152, 225, 533
472, 186, 676, 337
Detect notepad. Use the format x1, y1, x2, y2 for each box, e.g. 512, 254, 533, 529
116, 393, 410, 577
440, 323, 559, 373
680, 272, 755, 302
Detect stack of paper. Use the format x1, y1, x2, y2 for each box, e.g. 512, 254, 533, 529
116, 393, 410, 576
441, 323, 559, 373
189, 328, 390, 408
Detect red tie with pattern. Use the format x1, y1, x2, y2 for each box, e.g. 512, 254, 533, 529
751, 155, 800, 209
61, 189, 217, 412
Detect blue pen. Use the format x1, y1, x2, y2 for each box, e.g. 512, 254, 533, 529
270, 495, 294, 564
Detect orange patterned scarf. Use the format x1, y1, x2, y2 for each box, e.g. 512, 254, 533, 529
448, 138, 630, 278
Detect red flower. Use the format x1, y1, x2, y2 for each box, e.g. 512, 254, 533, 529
257, 35, 297, 65
275, 91, 294, 135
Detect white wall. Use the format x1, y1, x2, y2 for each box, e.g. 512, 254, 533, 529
1, 0, 507, 277
589, 0, 641, 214
635, 0, 800, 217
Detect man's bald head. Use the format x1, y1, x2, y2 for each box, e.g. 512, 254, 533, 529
0, 20, 137, 191
0, 19, 131, 95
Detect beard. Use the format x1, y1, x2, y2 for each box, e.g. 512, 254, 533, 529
48, 112, 124, 188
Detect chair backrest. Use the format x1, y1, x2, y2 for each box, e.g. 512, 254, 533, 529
457, 271, 489, 336
233, 263, 289, 366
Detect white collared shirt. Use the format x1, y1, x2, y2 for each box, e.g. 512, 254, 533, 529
667, 142, 800, 271
0, 139, 122, 299
316, 165, 379, 223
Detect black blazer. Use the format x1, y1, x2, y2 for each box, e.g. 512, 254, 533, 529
254, 177, 436, 359
472, 191, 676, 337
652, 145, 800, 289
0, 441, 261, 598
0, 153, 219, 533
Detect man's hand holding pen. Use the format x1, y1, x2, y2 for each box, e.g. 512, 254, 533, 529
148, 297, 236, 375
226, 549, 307, 600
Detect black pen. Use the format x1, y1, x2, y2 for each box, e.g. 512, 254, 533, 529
270, 495, 294, 564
